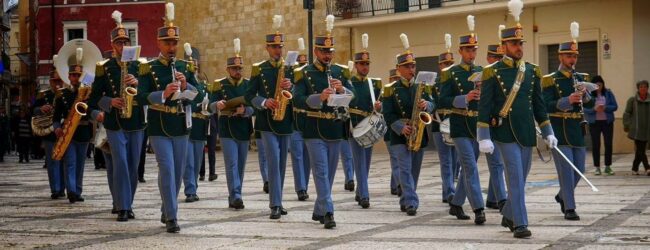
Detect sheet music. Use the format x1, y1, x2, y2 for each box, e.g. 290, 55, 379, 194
415, 71, 437, 85
468, 72, 483, 83
327, 94, 353, 107
285, 51, 299, 66
171, 90, 198, 101
121, 46, 141, 62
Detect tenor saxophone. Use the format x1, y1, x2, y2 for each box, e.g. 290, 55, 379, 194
271, 59, 292, 121
406, 82, 432, 152
52, 86, 91, 160
119, 61, 137, 118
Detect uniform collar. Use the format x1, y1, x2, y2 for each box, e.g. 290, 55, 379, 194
459, 61, 474, 71
353, 74, 367, 82
400, 77, 413, 87
228, 77, 243, 86
313, 59, 327, 72
501, 55, 522, 68
558, 64, 573, 78
158, 54, 172, 66
268, 57, 281, 68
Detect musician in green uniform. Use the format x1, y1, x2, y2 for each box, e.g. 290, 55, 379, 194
289, 37, 311, 201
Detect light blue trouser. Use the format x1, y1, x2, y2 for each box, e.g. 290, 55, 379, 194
261, 131, 290, 208
450, 137, 484, 210
256, 138, 268, 183
43, 140, 64, 194
496, 142, 533, 227
349, 139, 373, 199
221, 138, 249, 202
432, 132, 459, 201
391, 144, 424, 208
63, 141, 89, 196
184, 140, 205, 196
305, 139, 341, 216
150, 135, 188, 221
290, 131, 310, 192
340, 141, 354, 182
387, 141, 400, 191
104, 150, 116, 210
485, 145, 508, 203
106, 129, 144, 210
552, 146, 586, 210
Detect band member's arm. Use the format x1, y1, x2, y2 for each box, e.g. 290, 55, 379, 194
52, 93, 64, 130
531, 66, 553, 137
381, 87, 405, 135
88, 63, 108, 121
291, 68, 311, 109
477, 67, 496, 141
208, 81, 223, 113
439, 69, 465, 109
244, 65, 266, 110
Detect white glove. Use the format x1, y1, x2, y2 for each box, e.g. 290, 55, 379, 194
545, 135, 558, 148
479, 140, 494, 154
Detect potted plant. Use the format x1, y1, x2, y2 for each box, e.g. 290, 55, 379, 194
335, 0, 360, 19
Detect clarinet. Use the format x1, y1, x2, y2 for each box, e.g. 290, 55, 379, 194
170, 58, 185, 114
326, 63, 349, 122
571, 67, 588, 135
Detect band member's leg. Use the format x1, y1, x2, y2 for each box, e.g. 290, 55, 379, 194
433, 132, 456, 202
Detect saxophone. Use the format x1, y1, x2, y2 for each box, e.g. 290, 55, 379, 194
406, 81, 433, 152
52, 86, 91, 160
271, 58, 293, 121
119, 61, 137, 118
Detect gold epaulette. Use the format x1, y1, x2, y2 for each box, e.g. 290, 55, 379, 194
383, 82, 396, 97
439, 65, 453, 83
481, 65, 496, 82
541, 74, 556, 89
209, 78, 223, 92
139, 62, 151, 75
293, 64, 307, 83
528, 62, 542, 78
335, 63, 351, 80
95, 59, 109, 77
251, 61, 264, 78
186, 60, 196, 73
371, 78, 383, 89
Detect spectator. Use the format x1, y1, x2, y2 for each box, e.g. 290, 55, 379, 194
584, 75, 618, 175
12, 106, 32, 163
0, 107, 9, 162
623, 80, 650, 175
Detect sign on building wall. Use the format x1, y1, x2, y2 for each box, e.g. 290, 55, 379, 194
602, 33, 611, 60
4, 0, 18, 13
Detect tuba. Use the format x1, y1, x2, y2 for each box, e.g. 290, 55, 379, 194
51, 39, 102, 160
271, 58, 293, 121
406, 81, 433, 152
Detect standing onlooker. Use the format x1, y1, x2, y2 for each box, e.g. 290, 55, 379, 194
13, 107, 32, 163
623, 80, 650, 175
0, 107, 9, 162
584, 75, 618, 175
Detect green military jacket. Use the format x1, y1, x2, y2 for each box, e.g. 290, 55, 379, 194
542, 70, 593, 147
189, 79, 209, 141
293, 61, 353, 141
439, 63, 483, 139
214, 77, 253, 141
53, 87, 93, 143
477, 57, 552, 147
289, 64, 306, 133
349, 75, 382, 128
382, 78, 434, 147
34, 89, 59, 142
88, 57, 145, 132
137, 57, 198, 137
245, 59, 293, 135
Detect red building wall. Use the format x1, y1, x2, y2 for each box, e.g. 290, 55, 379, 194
36, 0, 165, 76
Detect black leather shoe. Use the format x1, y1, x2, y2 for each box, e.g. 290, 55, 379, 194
199, 176, 205, 181
391, 188, 398, 196
232, 198, 244, 209
406, 206, 417, 216
513, 226, 532, 238
359, 198, 370, 209
57, 192, 66, 198
312, 213, 324, 224
76, 196, 85, 202
442, 199, 448, 203
501, 216, 515, 232
160, 214, 166, 224
138, 177, 146, 183
564, 209, 580, 220
323, 213, 336, 229
555, 195, 565, 214
263, 181, 269, 194
474, 208, 486, 225
485, 201, 499, 209
345, 180, 355, 192
297, 190, 309, 201
185, 194, 199, 203
165, 220, 180, 233
51, 193, 60, 199
449, 205, 470, 220
270, 206, 282, 219
498, 199, 507, 212
209, 174, 218, 182
111, 208, 118, 214
68, 193, 77, 204
355, 194, 360, 202
400, 205, 407, 212
117, 210, 129, 222
396, 185, 402, 197
280, 207, 288, 215
127, 210, 135, 219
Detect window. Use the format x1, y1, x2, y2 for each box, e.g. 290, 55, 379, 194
123, 22, 138, 46
414, 56, 438, 75
63, 21, 87, 41
547, 41, 598, 77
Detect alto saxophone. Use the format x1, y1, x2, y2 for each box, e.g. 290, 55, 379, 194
406, 81, 432, 152
119, 61, 137, 118
271, 58, 292, 121
52, 86, 91, 160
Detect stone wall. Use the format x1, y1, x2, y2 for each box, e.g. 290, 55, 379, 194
172, 0, 351, 81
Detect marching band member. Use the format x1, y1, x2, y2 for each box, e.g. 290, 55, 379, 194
542, 22, 593, 221
289, 37, 311, 201
387, 69, 401, 197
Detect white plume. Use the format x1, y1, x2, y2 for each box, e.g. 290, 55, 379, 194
326, 15, 335, 33
76, 48, 83, 64
467, 15, 475, 32
233, 38, 241, 55
400, 33, 410, 50
273, 15, 283, 30
498, 25, 506, 38
184, 43, 192, 57
166, 2, 175, 22
444, 33, 452, 50
570, 21, 580, 41
112, 10, 122, 26
348, 60, 354, 71
53, 54, 58, 62
507, 0, 524, 23
298, 38, 305, 51
361, 33, 369, 50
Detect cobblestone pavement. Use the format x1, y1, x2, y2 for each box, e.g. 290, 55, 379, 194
0, 150, 649, 249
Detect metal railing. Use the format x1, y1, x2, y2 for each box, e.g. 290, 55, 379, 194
326, 0, 491, 18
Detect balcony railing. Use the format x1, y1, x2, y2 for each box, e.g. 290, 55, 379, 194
326, 0, 493, 19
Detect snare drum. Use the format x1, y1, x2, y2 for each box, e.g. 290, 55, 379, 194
352, 112, 388, 148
